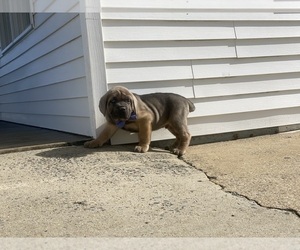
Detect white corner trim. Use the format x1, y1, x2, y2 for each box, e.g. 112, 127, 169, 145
80, 1, 108, 138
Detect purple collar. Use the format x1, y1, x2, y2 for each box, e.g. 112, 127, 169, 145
116, 112, 137, 128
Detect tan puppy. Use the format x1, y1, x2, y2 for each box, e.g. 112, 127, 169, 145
84, 86, 195, 157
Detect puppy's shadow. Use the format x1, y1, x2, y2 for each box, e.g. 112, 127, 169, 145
35, 144, 135, 159
35, 143, 170, 159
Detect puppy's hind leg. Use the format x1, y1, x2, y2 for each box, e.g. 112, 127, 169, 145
165, 124, 179, 150
166, 123, 191, 157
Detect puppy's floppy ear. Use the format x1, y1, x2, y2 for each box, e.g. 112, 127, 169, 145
130, 93, 139, 114
99, 89, 112, 116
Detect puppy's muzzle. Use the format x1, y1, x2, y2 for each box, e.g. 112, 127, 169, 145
113, 105, 129, 119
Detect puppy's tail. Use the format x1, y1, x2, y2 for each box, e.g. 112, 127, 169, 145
188, 100, 195, 113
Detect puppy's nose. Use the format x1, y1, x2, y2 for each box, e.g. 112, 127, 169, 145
119, 106, 126, 111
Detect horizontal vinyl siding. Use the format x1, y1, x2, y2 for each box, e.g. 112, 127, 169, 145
105, 40, 237, 62
32, 0, 80, 13
236, 38, 300, 58
0, 13, 91, 136
100, 0, 300, 144
103, 20, 236, 41
101, 0, 300, 21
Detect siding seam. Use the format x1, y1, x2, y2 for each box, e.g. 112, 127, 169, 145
233, 21, 239, 58
190, 60, 196, 98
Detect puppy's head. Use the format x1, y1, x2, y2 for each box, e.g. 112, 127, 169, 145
99, 86, 137, 123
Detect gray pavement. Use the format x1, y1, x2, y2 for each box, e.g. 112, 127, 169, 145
0, 131, 300, 239
184, 131, 300, 216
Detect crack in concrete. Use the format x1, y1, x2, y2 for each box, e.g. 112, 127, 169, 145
225, 190, 300, 219
181, 157, 300, 219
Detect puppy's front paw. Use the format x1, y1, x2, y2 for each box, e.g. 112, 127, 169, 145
134, 145, 149, 153
84, 140, 100, 148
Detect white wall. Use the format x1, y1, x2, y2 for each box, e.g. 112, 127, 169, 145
32, 0, 81, 12
2, 0, 300, 141
99, 0, 300, 144
0, 13, 92, 136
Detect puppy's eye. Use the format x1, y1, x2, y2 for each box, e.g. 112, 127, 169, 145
124, 99, 130, 103
110, 98, 117, 104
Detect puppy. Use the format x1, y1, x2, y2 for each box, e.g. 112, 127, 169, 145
84, 86, 195, 157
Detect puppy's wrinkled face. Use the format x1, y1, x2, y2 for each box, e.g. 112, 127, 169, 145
108, 93, 133, 121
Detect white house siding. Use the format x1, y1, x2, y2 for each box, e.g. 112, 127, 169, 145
0, 13, 92, 136
32, 0, 80, 13
99, 0, 300, 144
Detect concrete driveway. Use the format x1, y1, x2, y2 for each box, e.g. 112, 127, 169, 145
0, 132, 300, 238
184, 131, 300, 216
